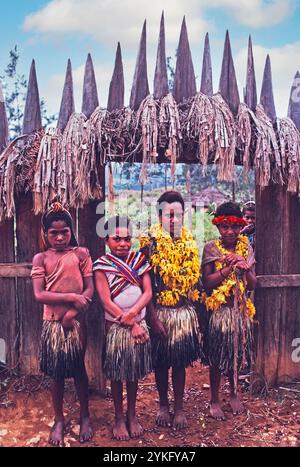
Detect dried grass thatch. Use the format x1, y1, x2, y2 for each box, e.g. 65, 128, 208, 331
1, 91, 300, 221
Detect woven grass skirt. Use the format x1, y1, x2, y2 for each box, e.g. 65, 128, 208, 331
152, 304, 203, 369
207, 305, 255, 375
104, 319, 152, 382
40, 320, 85, 380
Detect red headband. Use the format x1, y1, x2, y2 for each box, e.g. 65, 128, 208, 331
212, 215, 247, 227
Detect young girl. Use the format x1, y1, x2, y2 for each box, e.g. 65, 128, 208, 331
140, 191, 202, 430
201, 202, 257, 420
93, 216, 152, 441
31, 202, 94, 446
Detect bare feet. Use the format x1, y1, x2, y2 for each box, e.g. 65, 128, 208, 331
156, 406, 171, 427
79, 417, 94, 443
230, 395, 245, 415
113, 418, 130, 441
209, 402, 226, 421
49, 419, 64, 447
127, 415, 144, 438
173, 410, 188, 430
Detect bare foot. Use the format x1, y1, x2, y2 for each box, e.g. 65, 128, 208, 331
112, 419, 130, 441
127, 415, 144, 438
230, 395, 245, 415
79, 417, 94, 443
173, 410, 188, 430
156, 406, 171, 427
209, 402, 226, 421
49, 419, 64, 447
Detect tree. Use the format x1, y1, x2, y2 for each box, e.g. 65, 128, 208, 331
0, 45, 56, 140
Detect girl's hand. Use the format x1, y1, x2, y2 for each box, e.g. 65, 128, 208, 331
131, 323, 149, 344
234, 260, 250, 272
225, 254, 245, 266
72, 294, 91, 311
120, 311, 136, 327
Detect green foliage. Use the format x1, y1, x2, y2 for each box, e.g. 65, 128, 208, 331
0, 45, 56, 139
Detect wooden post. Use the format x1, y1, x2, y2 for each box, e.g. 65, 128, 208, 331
255, 58, 300, 385
244, 36, 257, 111
79, 60, 106, 392
129, 20, 149, 110
57, 59, 75, 132
173, 16, 196, 103
219, 31, 240, 116
107, 43, 124, 111
200, 33, 213, 96
16, 62, 43, 374
0, 80, 8, 152
153, 11, 169, 100
82, 54, 99, 118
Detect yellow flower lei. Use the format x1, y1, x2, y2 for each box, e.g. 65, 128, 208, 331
140, 224, 200, 306
202, 235, 256, 320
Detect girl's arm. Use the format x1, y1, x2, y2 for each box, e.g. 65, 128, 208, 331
32, 253, 85, 307
94, 270, 124, 320
82, 276, 94, 301
245, 269, 257, 291
202, 262, 233, 291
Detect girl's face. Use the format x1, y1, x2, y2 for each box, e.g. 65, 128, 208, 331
46, 220, 71, 250
106, 227, 132, 259
218, 223, 242, 247
159, 202, 184, 238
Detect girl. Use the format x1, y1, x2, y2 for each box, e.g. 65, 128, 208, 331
31, 202, 94, 446
201, 202, 257, 420
93, 216, 152, 441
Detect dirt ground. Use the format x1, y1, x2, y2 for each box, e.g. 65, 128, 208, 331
1, 363, 300, 448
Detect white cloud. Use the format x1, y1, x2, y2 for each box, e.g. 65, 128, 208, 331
204, 0, 294, 28
234, 41, 300, 117
23, 0, 212, 48
23, 0, 295, 47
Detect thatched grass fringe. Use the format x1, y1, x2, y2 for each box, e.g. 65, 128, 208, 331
1, 91, 300, 221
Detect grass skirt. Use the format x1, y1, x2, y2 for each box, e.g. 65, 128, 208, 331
104, 319, 152, 382
207, 305, 254, 376
40, 320, 85, 380
152, 304, 203, 369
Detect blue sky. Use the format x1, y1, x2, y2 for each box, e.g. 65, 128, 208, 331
1, 0, 300, 117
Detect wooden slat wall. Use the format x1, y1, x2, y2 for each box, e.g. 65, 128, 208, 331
0, 218, 18, 368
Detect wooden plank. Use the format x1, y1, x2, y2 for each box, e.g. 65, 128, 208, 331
78, 167, 106, 393
0, 218, 18, 368
16, 192, 43, 375
0, 263, 32, 277
255, 185, 300, 386
257, 275, 300, 288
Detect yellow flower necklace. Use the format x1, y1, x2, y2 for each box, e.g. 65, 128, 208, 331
203, 234, 256, 319
140, 224, 201, 306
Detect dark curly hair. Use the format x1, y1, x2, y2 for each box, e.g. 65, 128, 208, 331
215, 202, 243, 218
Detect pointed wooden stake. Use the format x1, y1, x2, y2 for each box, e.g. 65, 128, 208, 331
287, 71, 300, 131
57, 59, 75, 131
107, 43, 125, 111
200, 33, 213, 96
82, 54, 99, 118
0, 80, 8, 151
173, 16, 196, 102
260, 55, 276, 122
22, 60, 42, 134
154, 11, 168, 99
219, 31, 240, 115
129, 20, 149, 110
244, 36, 257, 110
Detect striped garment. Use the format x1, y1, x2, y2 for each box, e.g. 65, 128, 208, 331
93, 251, 151, 299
